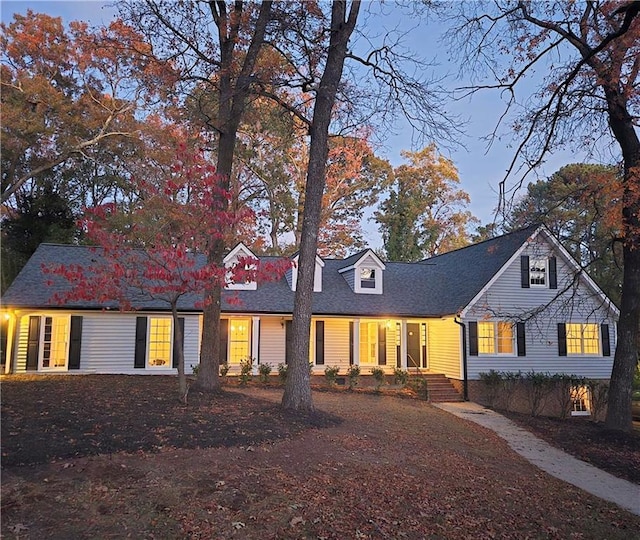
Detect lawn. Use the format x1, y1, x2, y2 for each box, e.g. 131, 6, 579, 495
2, 375, 639, 539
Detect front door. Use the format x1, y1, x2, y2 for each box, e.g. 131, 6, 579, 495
406, 323, 421, 369
39, 316, 69, 371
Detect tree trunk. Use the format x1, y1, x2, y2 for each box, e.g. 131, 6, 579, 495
603, 83, 640, 432
282, 0, 361, 412
196, 0, 273, 392
171, 302, 188, 401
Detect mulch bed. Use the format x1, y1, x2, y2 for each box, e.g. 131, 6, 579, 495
1, 375, 339, 467
501, 410, 640, 484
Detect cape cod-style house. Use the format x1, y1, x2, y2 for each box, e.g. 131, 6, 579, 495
1, 225, 618, 412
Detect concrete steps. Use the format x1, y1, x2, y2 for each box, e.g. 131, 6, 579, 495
412, 372, 464, 403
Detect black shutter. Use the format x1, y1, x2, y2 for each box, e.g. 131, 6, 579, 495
549, 256, 557, 289
172, 317, 185, 368
520, 256, 530, 288
516, 322, 526, 357
349, 321, 354, 365
557, 323, 567, 356
601, 324, 611, 356
315, 320, 325, 365
284, 320, 292, 364
378, 324, 387, 365
26, 316, 41, 371
220, 319, 229, 363
68, 316, 83, 370
134, 317, 147, 368
468, 321, 478, 356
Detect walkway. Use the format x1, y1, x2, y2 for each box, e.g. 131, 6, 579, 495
434, 402, 640, 516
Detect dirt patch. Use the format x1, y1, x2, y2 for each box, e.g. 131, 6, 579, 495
2, 377, 639, 539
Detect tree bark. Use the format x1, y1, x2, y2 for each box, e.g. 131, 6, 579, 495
282, 0, 361, 411
196, 0, 273, 392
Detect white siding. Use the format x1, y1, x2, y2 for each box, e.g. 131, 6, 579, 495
258, 316, 286, 369
427, 318, 461, 378
464, 237, 616, 380
322, 318, 351, 371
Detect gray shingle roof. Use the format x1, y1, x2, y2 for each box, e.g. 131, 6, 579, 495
2, 225, 539, 317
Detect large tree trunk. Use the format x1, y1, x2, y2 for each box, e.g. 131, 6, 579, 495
171, 301, 188, 401
282, 0, 361, 411
603, 86, 640, 431
196, 1, 273, 392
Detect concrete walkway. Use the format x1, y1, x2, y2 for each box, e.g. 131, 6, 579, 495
434, 402, 640, 516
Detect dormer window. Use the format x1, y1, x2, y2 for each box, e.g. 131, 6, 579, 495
360, 268, 376, 289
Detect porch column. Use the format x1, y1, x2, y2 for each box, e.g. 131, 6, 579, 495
353, 318, 360, 366
4, 312, 16, 374
400, 319, 407, 369
251, 316, 260, 370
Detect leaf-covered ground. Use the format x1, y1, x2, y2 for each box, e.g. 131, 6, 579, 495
2, 375, 639, 539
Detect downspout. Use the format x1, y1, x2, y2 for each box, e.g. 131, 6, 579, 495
454, 317, 468, 401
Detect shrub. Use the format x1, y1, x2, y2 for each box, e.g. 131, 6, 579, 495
277, 363, 288, 383
501, 371, 522, 412
219, 362, 229, 378
346, 365, 360, 390
553, 373, 582, 419
523, 371, 553, 417
258, 363, 272, 384
479, 370, 503, 408
586, 379, 609, 420
324, 366, 340, 387
409, 377, 428, 400
393, 367, 409, 387
370, 367, 385, 391
191, 364, 199, 376
239, 358, 253, 386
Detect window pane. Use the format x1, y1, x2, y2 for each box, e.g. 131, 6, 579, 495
571, 386, 590, 414
582, 324, 600, 354
229, 319, 250, 364
566, 323, 582, 354
478, 322, 495, 354
530, 259, 546, 285
497, 322, 514, 354
361, 268, 376, 288
42, 316, 68, 369
359, 321, 377, 364
149, 318, 171, 367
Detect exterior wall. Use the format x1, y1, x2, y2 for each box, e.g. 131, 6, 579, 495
464, 236, 616, 380
12, 311, 201, 375
321, 318, 351, 371
427, 317, 461, 379
258, 316, 286, 368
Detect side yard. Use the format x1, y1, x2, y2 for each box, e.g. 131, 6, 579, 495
1, 375, 639, 539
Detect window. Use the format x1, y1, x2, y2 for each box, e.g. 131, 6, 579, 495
478, 322, 514, 355
359, 321, 378, 365
360, 268, 376, 289
529, 259, 546, 286
229, 318, 250, 364
41, 316, 69, 370
148, 318, 172, 367
566, 323, 600, 355
571, 386, 591, 416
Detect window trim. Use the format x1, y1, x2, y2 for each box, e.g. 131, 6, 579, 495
570, 385, 591, 417
227, 317, 251, 365
38, 315, 70, 371
565, 323, 601, 357
477, 321, 515, 356
529, 258, 547, 287
147, 317, 173, 368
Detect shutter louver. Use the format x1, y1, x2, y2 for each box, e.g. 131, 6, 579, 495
468, 321, 478, 356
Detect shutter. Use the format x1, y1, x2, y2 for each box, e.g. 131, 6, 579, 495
172, 317, 185, 368
349, 321, 354, 365
378, 324, 387, 365
315, 320, 325, 365
220, 319, 229, 363
468, 321, 478, 356
284, 319, 292, 364
516, 322, 526, 357
68, 316, 83, 370
557, 323, 567, 356
520, 256, 530, 288
601, 324, 611, 356
26, 316, 41, 371
134, 317, 147, 368
549, 256, 557, 289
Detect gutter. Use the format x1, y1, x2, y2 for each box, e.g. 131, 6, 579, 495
454, 317, 469, 401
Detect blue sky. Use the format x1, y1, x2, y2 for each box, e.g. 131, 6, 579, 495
2, 1, 592, 247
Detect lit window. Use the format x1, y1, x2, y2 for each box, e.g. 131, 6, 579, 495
571, 386, 591, 416
529, 259, 546, 286
229, 318, 250, 364
478, 322, 514, 355
41, 316, 69, 369
566, 323, 600, 355
360, 268, 376, 289
148, 318, 172, 367
359, 321, 378, 364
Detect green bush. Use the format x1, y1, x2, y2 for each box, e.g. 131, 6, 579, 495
408, 377, 428, 400
324, 366, 340, 386
393, 367, 409, 387
277, 363, 288, 383
346, 365, 360, 390
219, 362, 229, 378
258, 363, 272, 384
370, 367, 385, 391
239, 358, 253, 386
479, 370, 503, 408
523, 371, 553, 417
191, 363, 199, 376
